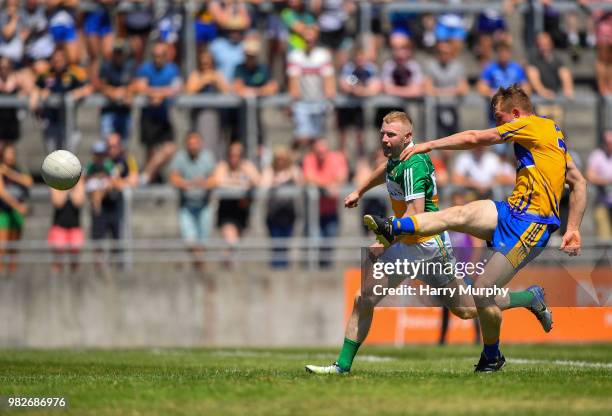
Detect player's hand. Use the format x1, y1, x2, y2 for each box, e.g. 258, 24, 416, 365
560, 229, 581, 256
344, 190, 360, 208
400, 142, 432, 161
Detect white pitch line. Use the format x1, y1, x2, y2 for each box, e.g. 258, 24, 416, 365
209, 350, 396, 362
509, 358, 612, 369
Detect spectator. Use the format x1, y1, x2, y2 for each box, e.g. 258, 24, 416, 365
527, 32, 574, 100
477, 41, 529, 98
48, 176, 85, 273
472, 8, 508, 66
435, 13, 467, 57
22, 0, 55, 68
586, 130, 612, 240
234, 36, 279, 154
0, 144, 32, 272
133, 42, 180, 184
106, 132, 139, 190
287, 26, 336, 147
595, 9, 612, 96
154, 0, 184, 64
98, 40, 137, 144
353, 149, 387, 236
209, 0, 251, 32
310, 0, 356, 66
452, 147, 514, 199
30, 48, 93, 153
424, 41, 469, 137
262, 146, 302, 268
0, 0, 26, 65
214, 142, 261, 252
83, 0, 116, 75
0, 57, 24, 148
118, 0, 154, 64
185, 49, 230, 160
169, 131, 216, 270
194, 1, 218, 48
281, 0, 316, 52
378, 32, 423, 127
47, 0, 80, 64
303, 138, 348, 267
265, 0, 289, 78
337, 45, 382, 157
209, 20, 248, 82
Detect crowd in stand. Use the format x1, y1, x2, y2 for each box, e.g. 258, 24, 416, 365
0, 0, 611, 270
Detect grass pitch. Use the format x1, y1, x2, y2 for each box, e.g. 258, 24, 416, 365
0, 344, 611, 415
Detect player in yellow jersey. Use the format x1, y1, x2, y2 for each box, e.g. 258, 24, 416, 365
366, 85, 587, 372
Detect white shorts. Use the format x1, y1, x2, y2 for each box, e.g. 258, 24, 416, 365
377, 231, 456, 287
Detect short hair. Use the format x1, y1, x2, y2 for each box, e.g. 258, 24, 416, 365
382, 111, 413, 129
491, 85, 534, 114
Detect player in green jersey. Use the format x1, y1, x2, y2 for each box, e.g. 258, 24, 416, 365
305, 111, 550, 375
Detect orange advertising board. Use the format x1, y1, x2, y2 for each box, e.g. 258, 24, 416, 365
344, 268, 612, 344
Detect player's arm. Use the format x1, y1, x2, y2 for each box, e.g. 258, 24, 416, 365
344, 161, 386, 208
400, 128, 503, 161
403, 197, 424, 217
560, 158, 587, 256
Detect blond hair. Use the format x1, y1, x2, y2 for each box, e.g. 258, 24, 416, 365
382, 111, 413, 129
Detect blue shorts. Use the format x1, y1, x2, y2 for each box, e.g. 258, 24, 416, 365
488, 201, 556, 269
84, 11, 113, 36
50, 24, 77, 43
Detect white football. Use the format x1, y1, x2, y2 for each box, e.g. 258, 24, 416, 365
41, 150, 82, 190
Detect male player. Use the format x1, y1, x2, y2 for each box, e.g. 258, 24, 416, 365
305, 110, 552, 375
365, 86, 587, 371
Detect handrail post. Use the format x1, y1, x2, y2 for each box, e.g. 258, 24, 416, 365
245, 95, 258, 163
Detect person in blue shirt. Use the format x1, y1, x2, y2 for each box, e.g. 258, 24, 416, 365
132, 42, 181, 184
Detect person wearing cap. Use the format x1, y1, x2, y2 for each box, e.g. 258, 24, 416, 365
84, 141, 122, 247
98, 39, 137, 144
234, 36, 278, 149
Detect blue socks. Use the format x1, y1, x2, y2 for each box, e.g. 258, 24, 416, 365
483, 341, 500, 360
392, 217, 416, 235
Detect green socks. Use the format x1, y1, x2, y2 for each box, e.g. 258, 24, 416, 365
337, 338, 361, 371
509, 290, 535, 309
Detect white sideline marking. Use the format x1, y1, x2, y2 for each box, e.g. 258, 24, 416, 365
509, 358, 612, 369
210, 350, 396, 362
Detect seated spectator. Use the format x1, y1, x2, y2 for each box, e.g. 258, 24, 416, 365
287, 26, 336, 148
98, 40, 137, 144
353, 149, 387, 236
477, 41, 529, 98
47, 0, 80, 64
234, 37, 279, 154
472, 8, 508, 66
337, 45, 382, 157
265, 0, 289, 79
303, 138, 348, 267
586, 130, 612, 240
424, 41, 469, 137
209, 20, 248, 82
48, 176, 85, 273
435, 13, 467, 57
0, 57, 26, 148
209, 0, 251, 32
281, 0, 316, 52
310, 0, 356, 66
452, 148, 514, 199
378, 32, 423, 127
133, 42, 180, 184
30, 48, 93, 153
169, 132, 216, 271
527, 32, 574, 100
22, 0, 55, 68
0, 0, 26, 65
106, 132, 139, 191
118, 0, 154, 64
185, 49, 230, 160
83, 0, 116, 75
154, 0, 184, 64
214, 142, 261, 252
194, 1, 218, 48
0, 144, 32, 272
262, 146, 302, 268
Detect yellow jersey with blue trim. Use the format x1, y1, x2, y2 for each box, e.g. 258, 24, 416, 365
495, 115, 572, 227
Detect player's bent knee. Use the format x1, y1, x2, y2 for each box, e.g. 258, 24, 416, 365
450, 306, 477, 320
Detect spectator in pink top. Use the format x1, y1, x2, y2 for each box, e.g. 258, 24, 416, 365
303, 138, 348, 267
586, 130, 612, 239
